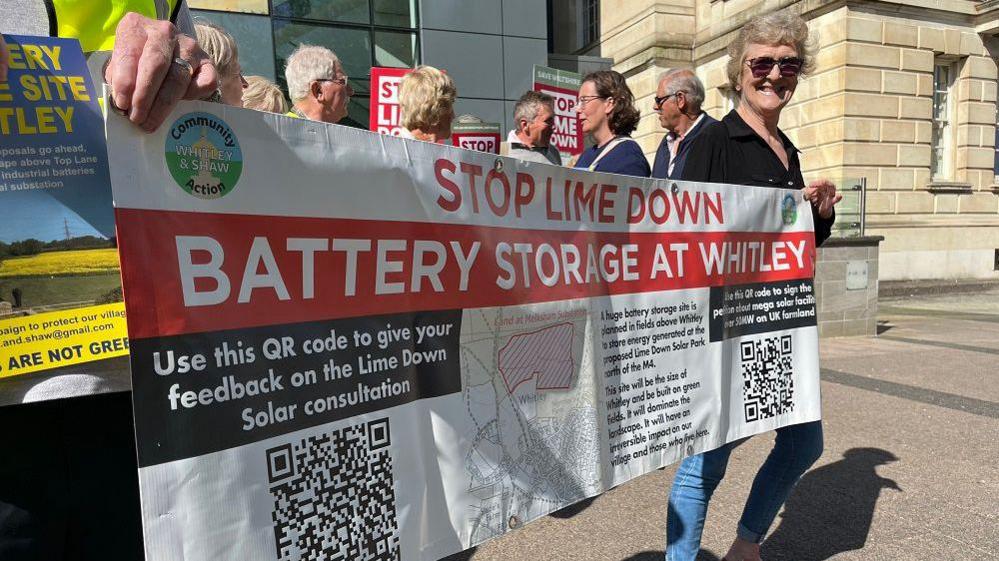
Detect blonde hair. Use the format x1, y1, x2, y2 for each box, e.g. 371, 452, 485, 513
242, 76, 289, 114
725, 10, 815, 90
399, 66, 457, 132
194, 21, 239, 78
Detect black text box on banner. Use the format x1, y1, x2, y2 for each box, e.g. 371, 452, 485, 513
708, 279, 817, 342
130, 310, 462, 467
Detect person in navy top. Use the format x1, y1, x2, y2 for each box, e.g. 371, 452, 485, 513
651, 69, 716, 180
573, 70, 651, 178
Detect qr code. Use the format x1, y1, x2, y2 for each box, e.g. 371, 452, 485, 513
740, 335, 794, 422
267, 418, 399, 561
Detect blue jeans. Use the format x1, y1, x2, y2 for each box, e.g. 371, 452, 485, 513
665, 420, 823, 561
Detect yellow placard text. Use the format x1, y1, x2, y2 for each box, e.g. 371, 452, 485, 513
0, 41, 87, 135
0, 303, 129, 379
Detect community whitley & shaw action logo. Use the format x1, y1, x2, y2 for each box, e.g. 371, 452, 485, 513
165, 112, 243, 199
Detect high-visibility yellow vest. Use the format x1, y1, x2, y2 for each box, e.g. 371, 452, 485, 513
47, 0, 181, 53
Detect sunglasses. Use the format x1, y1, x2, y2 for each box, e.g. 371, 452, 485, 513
745, 57, 804, 79
654, 92, 679, 109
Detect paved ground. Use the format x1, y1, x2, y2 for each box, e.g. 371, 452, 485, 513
444, 288, 999, 561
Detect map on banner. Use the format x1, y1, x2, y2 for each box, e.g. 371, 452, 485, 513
107, 101, 822, 561
459, 306, 599, 542
0, 35, 128, 393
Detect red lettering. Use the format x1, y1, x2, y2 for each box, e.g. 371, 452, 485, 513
598, 184, 617, 223
673, 191, 699, 224
514, 173, 534, 218
649, 189, 671, 224
572, 181, 597, 221
459, 162, 484, 213
545, 177, 562, 220
484, 170, 511, 216
627, 187, 645, 224
704, 192, 724, 224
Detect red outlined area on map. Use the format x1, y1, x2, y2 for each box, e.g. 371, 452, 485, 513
497, 323, 575, 394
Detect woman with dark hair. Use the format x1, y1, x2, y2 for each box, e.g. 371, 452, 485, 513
573, 70, 651, 177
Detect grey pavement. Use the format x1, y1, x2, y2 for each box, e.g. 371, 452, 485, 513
444, 288, 999, 561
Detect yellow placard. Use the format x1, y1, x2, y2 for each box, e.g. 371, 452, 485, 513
0, 303, 128, 378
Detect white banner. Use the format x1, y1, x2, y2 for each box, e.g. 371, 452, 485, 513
108, 103, 821, 561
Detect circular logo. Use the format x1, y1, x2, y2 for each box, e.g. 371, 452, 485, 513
781, 193, 798, 225
165, 112, 242, 199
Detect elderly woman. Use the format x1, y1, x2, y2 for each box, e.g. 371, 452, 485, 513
194, 22, 246, 107
572, 70, 650, 177
398, 65, 456, 142
668, 11, 840, 561
242, 75, 289, 114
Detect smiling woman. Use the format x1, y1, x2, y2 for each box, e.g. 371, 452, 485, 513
669, 10, 842, 561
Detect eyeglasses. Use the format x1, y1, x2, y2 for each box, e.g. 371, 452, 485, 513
317, 75, 350, 86
653, 92, 680, 109
745, 57, 804, 79
577, 95, 606, 106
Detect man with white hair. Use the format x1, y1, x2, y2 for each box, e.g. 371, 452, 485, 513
507, 90, 562, 165
651, 69, 715, 180
284, 44, 353, 123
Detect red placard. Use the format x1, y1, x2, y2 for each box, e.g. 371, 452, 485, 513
369, 67, 412, 136
452, 133, 500, 153
533, 65, 584, 158
451, 122, 501, 154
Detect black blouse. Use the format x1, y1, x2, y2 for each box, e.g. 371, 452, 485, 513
680, 110, 834, 245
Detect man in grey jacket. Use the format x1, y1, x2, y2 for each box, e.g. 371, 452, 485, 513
507, 90, 563, 166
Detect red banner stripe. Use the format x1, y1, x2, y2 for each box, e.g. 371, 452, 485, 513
115, 208, 815, 339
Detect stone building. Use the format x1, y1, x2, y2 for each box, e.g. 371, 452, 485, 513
592, 0, 999, 281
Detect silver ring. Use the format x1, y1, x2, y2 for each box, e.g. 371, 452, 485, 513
173, 57, 194, 76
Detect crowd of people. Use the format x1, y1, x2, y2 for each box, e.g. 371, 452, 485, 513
0, 3, 842, 561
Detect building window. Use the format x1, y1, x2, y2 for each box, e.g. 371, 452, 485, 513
272, 1, 418, 129
584, 0, 599, 46
549, 0, 600, 55
191, 10, 276, 80
931, 61, 956, 180
194, 1, 418, 129
188, 0, 268, 15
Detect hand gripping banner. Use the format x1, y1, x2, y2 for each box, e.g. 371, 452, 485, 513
108, 102, 821, 561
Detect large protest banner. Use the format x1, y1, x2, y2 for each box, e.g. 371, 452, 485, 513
0, 35, 128, 394
533, 65, 583, 161
109, 102, 821, 561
